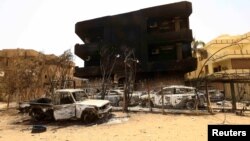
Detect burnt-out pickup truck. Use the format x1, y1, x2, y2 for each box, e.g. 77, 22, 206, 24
29, 89, 112, 123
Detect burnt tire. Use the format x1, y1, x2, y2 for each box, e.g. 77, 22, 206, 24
19, 107, 30, 113
186, 101, 195, 110
118, 100, 124, 107
31, 125, 47, 133
81, 109, 98, 124
141, 100, 154, 108
45, 110, 55, 121
30, 109, 46, 121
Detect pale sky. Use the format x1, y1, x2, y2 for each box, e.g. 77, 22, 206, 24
0, 0, 250, 67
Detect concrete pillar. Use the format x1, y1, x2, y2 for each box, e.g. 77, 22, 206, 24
205, 80, 213, 113
176, 43, 182, 61
230, 82, 237, 112
223, 83, 226, 98
174, 17, 181, 32
114, 74, 119, 84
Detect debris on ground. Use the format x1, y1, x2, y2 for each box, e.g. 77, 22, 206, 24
31, 125, 47, 133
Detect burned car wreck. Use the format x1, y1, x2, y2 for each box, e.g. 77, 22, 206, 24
140, 85, 206, 109
18, 98, 51, 113
28, 89, 112, 123
95, 89, 141, 107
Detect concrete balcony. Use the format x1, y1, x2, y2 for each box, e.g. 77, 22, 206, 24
147, 29, 193, 43
147, 57, 197, 72
74, 43, 99, 60
74, 66, 101, 78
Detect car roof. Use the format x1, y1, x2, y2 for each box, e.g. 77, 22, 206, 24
110, 89, 124, 92
162, 85, 195, 90
55, 89, 84, 93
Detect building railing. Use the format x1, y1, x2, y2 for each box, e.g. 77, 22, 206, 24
206, 32, 250, 47
211, 50, 250, 61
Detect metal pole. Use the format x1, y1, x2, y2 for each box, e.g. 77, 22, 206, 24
147, 81, 152, 112
205, 80, 213, 113
230, 82, 237, 112
161, 86, 164, 114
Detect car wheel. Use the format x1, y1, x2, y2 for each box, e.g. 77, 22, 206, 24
45, 109, 55, 121
198, 97, 206, 108
30, 108, 46, 121
146, 100, 154, 108
31, 125, 47, 133
186, 101, 195, 110
141, 99, 154, 108
81, 109, 98, 123
118, 100, 124, 107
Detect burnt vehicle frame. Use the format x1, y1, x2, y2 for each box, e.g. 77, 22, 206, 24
28, 89, 112, 123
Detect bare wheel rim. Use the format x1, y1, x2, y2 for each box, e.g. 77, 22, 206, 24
186, 101, 195, 110
82, 111, 97, 123
31, 109, 45, 121
118, 101, 123, 107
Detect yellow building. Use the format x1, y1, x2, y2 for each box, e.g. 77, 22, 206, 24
186, 32, 250, 101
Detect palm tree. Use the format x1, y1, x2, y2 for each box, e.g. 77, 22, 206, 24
191, 38, 207, 59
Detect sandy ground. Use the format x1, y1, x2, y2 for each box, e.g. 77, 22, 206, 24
0, 102, 249, 141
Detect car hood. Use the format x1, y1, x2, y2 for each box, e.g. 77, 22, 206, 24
76, 99, 110, 107
213, 93, 224, 97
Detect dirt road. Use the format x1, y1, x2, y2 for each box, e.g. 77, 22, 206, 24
0, 102, 249, 141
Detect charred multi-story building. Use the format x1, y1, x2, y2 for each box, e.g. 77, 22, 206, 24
74, 1, 196, 87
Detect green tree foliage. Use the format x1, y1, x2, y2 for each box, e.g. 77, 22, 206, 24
191, 38, 207, 59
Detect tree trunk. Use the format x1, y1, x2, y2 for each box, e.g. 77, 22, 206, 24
123, 84, 129, 112
230, 82, 237, 112
147, 82, 152, 112
123, 61, 128, 112
101, 82, 107, 100
205, 80, 213, 114
7, 92, 11, 109
161, 86, 164, 114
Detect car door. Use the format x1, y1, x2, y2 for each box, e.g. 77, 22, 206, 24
155, 88, 173, 106
53, 92, 76, 120
106, 91, 121, 106
163, 88, 174, 106
171, 87, 183, 107
172, 87, 195, 108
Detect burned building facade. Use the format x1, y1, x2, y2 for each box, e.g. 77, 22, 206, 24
74, 1, 196, 87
